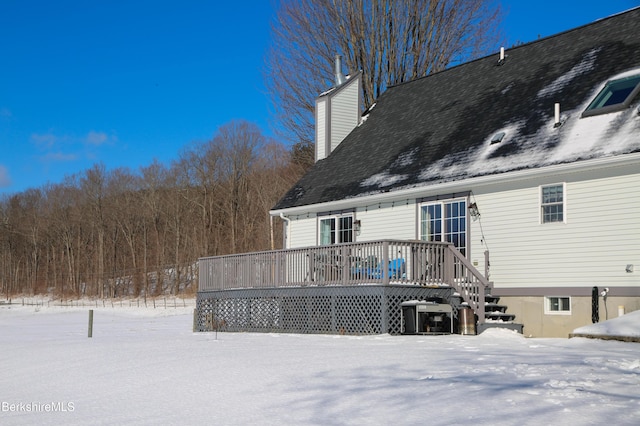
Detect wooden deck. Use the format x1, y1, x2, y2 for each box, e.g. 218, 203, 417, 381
198, 240, 491, 323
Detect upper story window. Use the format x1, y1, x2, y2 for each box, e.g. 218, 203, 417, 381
319, 214, 353, 245
541, 184, 564, 224
582, 74, 640, 117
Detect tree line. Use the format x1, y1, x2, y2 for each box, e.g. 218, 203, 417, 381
0, 121, 310, 299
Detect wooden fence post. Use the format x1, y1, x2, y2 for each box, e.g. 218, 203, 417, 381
88, 310, 94, 338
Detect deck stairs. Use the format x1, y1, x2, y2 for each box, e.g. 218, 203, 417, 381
484, 293, 516, 322
447, 287, 523, 334
479, 290, 523, 334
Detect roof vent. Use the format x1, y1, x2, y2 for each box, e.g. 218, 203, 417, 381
490, 131, 506, 144
554, 103, 563, 128
497, 47, 505, 66
637, 104, 640, 116
334, 54, 346, 86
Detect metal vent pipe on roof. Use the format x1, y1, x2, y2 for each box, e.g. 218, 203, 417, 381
497, 47, 505, 65
554, 103, 561, 127
334, 54, 346, 86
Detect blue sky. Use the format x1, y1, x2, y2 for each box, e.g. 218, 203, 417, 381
1, 1, 638, 196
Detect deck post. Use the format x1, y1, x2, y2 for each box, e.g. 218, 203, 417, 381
444, 246, 454, 286
484, 250, 490, 280
382, 241, 390, 285
274, 251, 280, 286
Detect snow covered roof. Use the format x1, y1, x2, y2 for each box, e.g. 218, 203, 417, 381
273, 8, 640, 211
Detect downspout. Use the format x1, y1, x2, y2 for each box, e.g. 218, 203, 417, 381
279, 213, 291, 249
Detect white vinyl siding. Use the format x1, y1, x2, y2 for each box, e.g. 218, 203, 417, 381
330, 78, 360, 153
285, 203, 417, 249
287, 215, 317, 249
315, 99, 327, 161
470, 169, 640, 289
314, 73, 361, 162
355, 202, 416, 241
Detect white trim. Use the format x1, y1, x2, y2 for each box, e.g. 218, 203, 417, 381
317, 213, 354, 245
418, 197, 468, 256
544, 296, 572, 315
270, 153, 640, 217
539, 182, 567, 224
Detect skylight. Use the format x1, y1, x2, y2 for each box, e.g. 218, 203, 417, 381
582, 74, 640, 117
490, 131, 506, 144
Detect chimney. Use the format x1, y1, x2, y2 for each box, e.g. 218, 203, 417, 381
315, 56, 362, 162
334, 54, 346, 86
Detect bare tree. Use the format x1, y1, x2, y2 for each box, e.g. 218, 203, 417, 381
45, 179, 84, 297
215, 121, 265, 253
265, 0, 502, 145
79, 164, 110, 298
250, 141, 304, 249
139, 160, 169, 298
109, 168, 143, 296
174, 140, 225, 258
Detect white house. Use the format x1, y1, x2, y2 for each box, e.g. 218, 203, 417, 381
269, 8, 640, 337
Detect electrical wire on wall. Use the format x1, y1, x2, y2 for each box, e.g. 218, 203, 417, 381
469, 192, 490, 253
470, 191, 491, 279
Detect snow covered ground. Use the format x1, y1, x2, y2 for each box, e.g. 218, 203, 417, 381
573, 309, 640, 340
1, 302, 639, 425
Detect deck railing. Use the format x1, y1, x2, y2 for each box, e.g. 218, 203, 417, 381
199, 240, 489, 322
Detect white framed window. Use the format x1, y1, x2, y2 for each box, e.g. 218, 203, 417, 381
540, 184, 565, 224
544, 296, 571, 315
419, 198, 467, 256
319, 214, 354, 245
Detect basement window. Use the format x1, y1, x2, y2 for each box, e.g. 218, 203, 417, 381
582, 74, 640, 117
545, 296, 571, 315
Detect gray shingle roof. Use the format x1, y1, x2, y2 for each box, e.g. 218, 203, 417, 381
273, 8, 640, 211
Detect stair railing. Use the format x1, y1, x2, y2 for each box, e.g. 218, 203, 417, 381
444, 244, 491, 324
